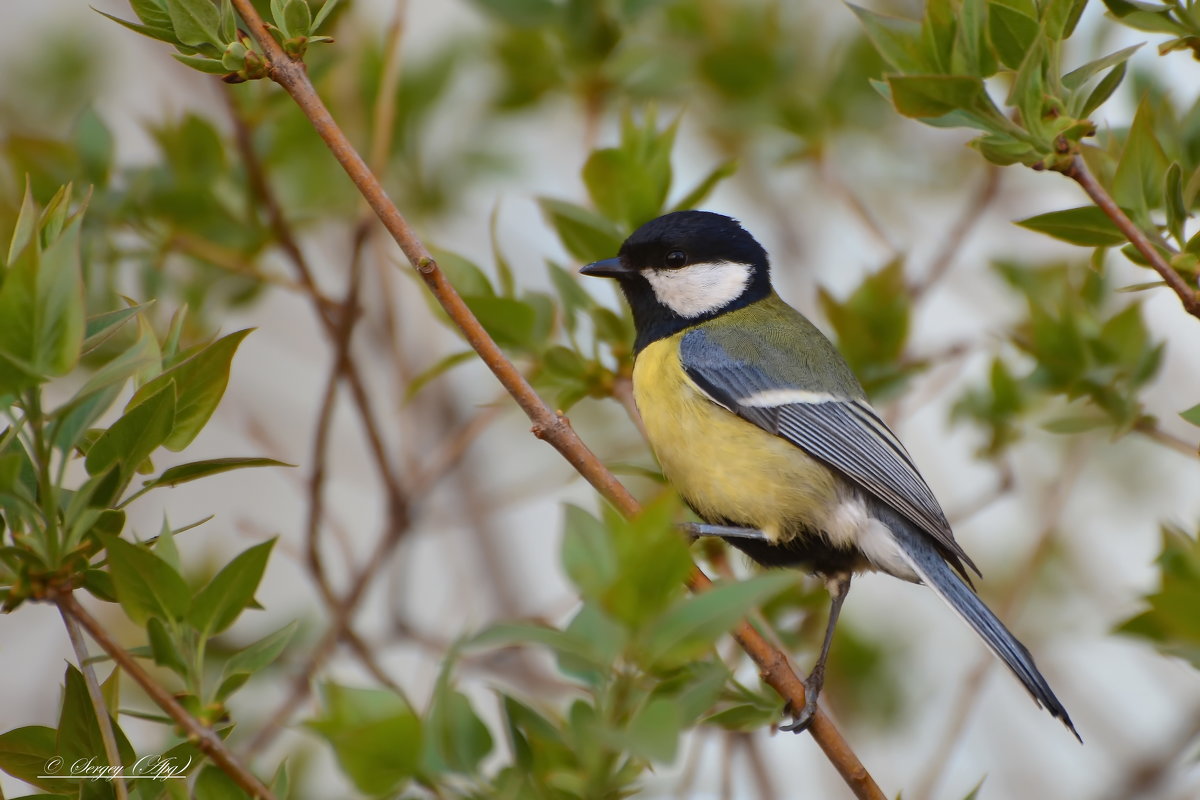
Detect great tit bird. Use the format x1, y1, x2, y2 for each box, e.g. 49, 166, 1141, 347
581, 210, 1078, 739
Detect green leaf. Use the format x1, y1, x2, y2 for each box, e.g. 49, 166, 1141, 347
987, 1, 1039, 70
1041, 413, 1108, 433
819, 259, 912, 398
164, 0, 223, 47
1015, 206, 1128, 246
127, 328, 251, 451
546, 261, 596, 333
6, 179, 36, 267
189, 539, 275, 635
1113, 96, 1170, 223
422, 683, 493, 776
705, 702, 780, 731
886, 74, 986, 118
663, 659, 729, 724
219, 0, 236, 42
970, 133, 1039, 166
670, 159, 737, 212
82, 569, 117, 602
1042, 0, 1087, 40
194, 764, 250, 800
1118, 525, 1200, 669
105, 535, 190, 623
73, 110, 111, 190
1079, 61, 1128, 119
639, 572, 795, 669
469, 621, 614, 671
217, 621, 298, 701
311, 0, 341, 31
405, 350, 475, 400
623, 697, 681, 762
1007, 34, 1049, 139
0, 726, 60, 792
561, 504, 617, 599
1165, 162, 1187, 246
84, 380, 176, 481
141, 457, 290, 492
58, 663, 133, 768
94, 8, 181, 46
601, 495, 693, 629
1100, 0, 1180, 31
538, 198, 625, 263
559, 602, 627, 685
223, 621, 298, 675
308, 684, 422, 795
53, 311, 163, 454
582, 113, 677, 228
464, 295, 537, 350
81, 302, 152, 355
0, 201, 86, 392
489, 204, 515, 297
282, 0, 312, 38
952, 0, 997, 77
130, 0, 173, 28
172, 53, 230, 74
849, 4, 931, 73
960, 778, 987, 800
1179, 403, 1200, 427
147, 616, 189, 677
1062, 44, 1142, 91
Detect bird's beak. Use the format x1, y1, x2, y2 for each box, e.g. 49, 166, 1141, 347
580, 257, 631, 278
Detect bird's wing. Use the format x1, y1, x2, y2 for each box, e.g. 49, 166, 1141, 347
679, 328, 979, 579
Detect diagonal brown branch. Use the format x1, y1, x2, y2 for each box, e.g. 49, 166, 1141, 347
1056, 154, 1200, 319
228, 2, 885, 797
58, 593, 274, 799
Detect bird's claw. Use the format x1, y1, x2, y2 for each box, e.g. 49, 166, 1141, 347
779, 668, 824, 734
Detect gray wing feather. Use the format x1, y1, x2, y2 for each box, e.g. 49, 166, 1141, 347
680, 328, 979, 579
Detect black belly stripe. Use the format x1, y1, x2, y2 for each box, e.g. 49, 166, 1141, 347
685, 497, 869, 575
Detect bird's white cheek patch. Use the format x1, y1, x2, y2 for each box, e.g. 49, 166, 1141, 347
642, 260, 752, 318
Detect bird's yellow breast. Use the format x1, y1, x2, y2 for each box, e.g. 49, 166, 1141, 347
632, 335, 842, 542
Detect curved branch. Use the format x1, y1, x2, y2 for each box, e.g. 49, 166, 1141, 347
228, 3, 885, 797
1057, 154, 1200, 319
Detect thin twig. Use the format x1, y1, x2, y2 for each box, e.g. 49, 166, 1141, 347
304, 226, 368, 609
1056, 154, 1200, 319
740, 732, 781, 800
223, 89, 406, 505
818, 155, 897, 255
911, 165, 1002, 301
58, 594, 274, 799
58, 606, 129, 800
1134, 418, 1198, 458
1100, 702, 1200, 800
367, 1, 409, 177
411, 401, 505, 492
225, 84, 421, 756
229, 3, 885, 796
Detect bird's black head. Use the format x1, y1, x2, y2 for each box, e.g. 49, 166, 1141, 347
580, 210, 772, 353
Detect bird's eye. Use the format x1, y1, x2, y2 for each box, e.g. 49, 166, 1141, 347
665, 250, 687, 269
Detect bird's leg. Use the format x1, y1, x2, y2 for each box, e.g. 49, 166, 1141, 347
680, 522, 769, 542
781, 572, 852, 734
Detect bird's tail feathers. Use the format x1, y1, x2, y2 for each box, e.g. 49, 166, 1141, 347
880, 509, 1081, 742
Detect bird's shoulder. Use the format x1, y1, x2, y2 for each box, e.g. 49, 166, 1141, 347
681, 294, 866, 400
